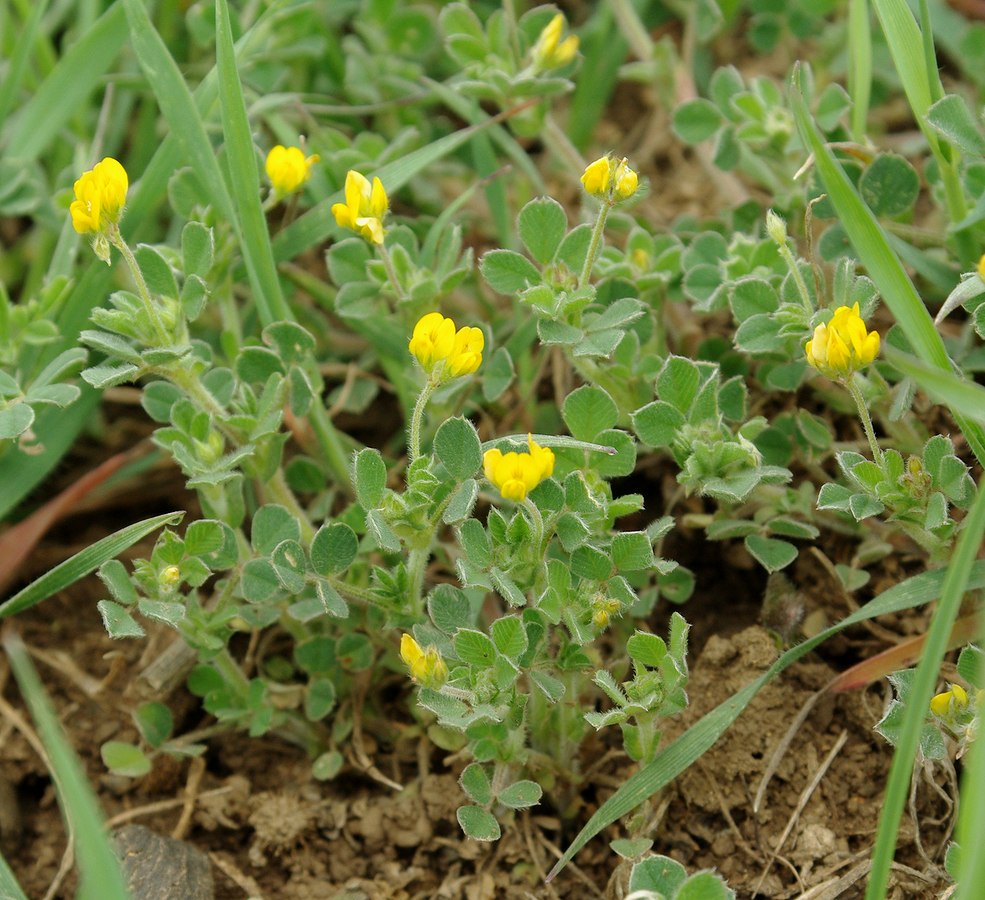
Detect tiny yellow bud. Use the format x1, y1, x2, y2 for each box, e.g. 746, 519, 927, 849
612, 158, 638, 200
581, 157, 611, 198
482, 434, 555, 502
331, 169, 388, 244
531, 13, 579, 71
805, 303, 880, 380
70, 157, 129, 235
766, 209, 787, 245
160, 565, 181, 586
265, 145, 319, 196
978, 253, 985, 282
399, 633, 448, 689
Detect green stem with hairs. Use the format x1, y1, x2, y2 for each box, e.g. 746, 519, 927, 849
110, 227, 171, 346
578, 199, 612, 290
377, 240, 406, 302
847, 376, 884, 468
409, 379, 436, 462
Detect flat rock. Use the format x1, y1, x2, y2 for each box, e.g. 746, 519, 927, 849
113, 824, 214, 900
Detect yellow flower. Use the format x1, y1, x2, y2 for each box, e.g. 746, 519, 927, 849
531, 13, 579, 71
930, 683, 969, 718
265, 145, 319, 196
581, 157, 611, 198
409, 313, 484, 381
331, 169, 388, 244
70, 157, 128, 235
483, 434, 555, 502
804, 302, 880, 380
580, 155, 638, 202
400, 633, 448, 689
978, 254, 985, 282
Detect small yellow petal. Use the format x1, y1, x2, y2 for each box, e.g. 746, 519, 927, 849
581, 157, 611, 197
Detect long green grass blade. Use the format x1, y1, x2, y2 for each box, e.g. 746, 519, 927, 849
847, 0, 871, 143
3, 632, 130, 900
123, 0, 236, 224
789, 65, 985, 467
0, 511, 182, 617
0, 0, 51, 128
548, 559, 985, 881
214, 0, 290, 325
865, 476, 985, 899
956, 632, 985, 897
882, 347, 985, 423
0, 847, 28, 900
1, 2, 127, 161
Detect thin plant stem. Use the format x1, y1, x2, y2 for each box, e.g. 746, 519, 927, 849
847, 377, 883, 467
578, 200, 611, 289
407, 546, 428, 618
775, 236, 814, 315
377, 241, 406, 302
409, 379, 436, 462
110, 227, 171, 346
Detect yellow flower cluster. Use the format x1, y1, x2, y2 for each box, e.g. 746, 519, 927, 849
331, 169, 388, 244
408, 313, 484, 381
930, 683, 969, 719
400, 634, 448, 689
70, 157, 128, 235
580, 156, 639, 202
265, 145, 319, 196
804, 302, 880, 380
978, 253, 985, 282
483, 434, 555, 502
531, 13, 579, 71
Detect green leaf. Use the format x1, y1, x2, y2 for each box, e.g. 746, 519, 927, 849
97, 600, 145, 639
310, 523, 358, 575
677, 871, 735, 899
241, 559, 281, 604
101, 741, 151, 777
305, 678, 337, 721
434, 416, 482, 480
312, 750, 344, 781
443, 478, 479, 524
460, 763, 492, 805
457, 805, 501, 841
556, 512, 590, 552
181, 221, 214, 277
859, 154, 920, 217
672, 98, 722, 143
482, 347, 514, 402
0, 404, 34, 440
518, 197, 567, 264
428, 584, 473, 634
926, 94, 985, 156
479, 249, 542, 294
491, 617, 527, 660
730, 278, 779, 320
98, 560, 138, 606
454, 629, 497, 667
134, 702, 173, 748
497, 780, 542, 809
0, 511, 182, 620
744, 535, 798, 572
570, 545, 612, 582
530, 670, 565, 702
354, 448, 387, 509
629, 855, 688, 895
632, 401, 685, 448
562, 385, 618, 442
626, 632, 667, 668
135, 244, 179, 298
611, 532, 655, 572
251, 504, 300, 554
271, 540, 307, 593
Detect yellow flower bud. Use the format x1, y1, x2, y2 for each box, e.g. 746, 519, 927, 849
978, 253, 985, 282
265, 145, 319, 196
160, 565, 181, 587
331, 169, 388, 244
482, 434, 555, 502
581, 157, 611, 198
930, 683, 970, 718
408, 313, 484, 382
531, 13, 579, 71
804, 303, 880, 380
580, 156, 638, 202
400, 633, 448, 690
70, 157, 129, 235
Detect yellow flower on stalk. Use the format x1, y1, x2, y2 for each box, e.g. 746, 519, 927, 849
331, 169, 388, 244
483, 434, 555, 502
409, 312, 484, 381
977, 254, 985, 282
400, 634, 448, 689
580, 155, 639, 202
804, 303, 880, 380
265, 145, 319, 196
70, 157, 128, 235
531, 13, 579, 71
930, 683, 969, 718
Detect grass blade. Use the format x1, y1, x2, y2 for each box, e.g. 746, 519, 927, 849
789, 65, 985, 467
0, 848, 28, 900
1, 2, 127, 162
0, 0, 51, 127
0, 511, 182, 618
214, 0, 290, 325
3, 632, 130, 900
123, 0, 236, 225
882, 347, 985, 424
548, 559, 985, 881
848, 0, 871, 143
864, 476, 985, 899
